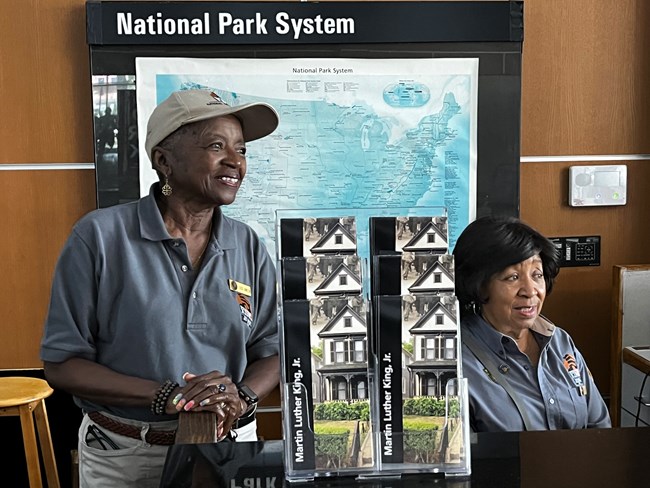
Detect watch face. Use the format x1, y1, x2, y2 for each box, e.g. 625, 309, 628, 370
238, 385, 258, 405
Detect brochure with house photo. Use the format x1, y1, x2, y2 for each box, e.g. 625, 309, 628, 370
282, 296, 374, 475
395, 216, 449, 254
309, 296, 374, 470
278, 215, 357, 259
303, 216, 357, 257
280, 213, 374, 476
280, 255, 362, 301
306, 254, 362, 299
374, 293, 461, 467
400, 253, 455, 297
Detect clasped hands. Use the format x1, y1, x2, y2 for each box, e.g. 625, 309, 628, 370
165, 371, 247, 440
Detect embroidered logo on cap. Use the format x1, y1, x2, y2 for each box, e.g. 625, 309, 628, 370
208, 91, 227, 106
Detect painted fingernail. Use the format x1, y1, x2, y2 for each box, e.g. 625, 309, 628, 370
183, 400, 195, 411
172, 393, 183, 406
176, 398, 186, 411
200, 398, 210, 407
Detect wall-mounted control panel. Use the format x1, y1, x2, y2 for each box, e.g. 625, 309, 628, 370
569, 164, 627, 207
549, 236, 600, 267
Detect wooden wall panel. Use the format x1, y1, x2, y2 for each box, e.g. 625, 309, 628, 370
0, 0, 93, 164
520, 160, 650, 394
521, 0, 650, 156
520, 0, 650, 402
0, 170, 96, 369
258, 388, 282, 439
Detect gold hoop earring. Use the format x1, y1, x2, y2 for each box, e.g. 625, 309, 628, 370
161, 177, 172, 197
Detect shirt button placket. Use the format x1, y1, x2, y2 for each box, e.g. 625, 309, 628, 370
181, 265, 188, 272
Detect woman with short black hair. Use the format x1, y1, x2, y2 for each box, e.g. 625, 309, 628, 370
453, 216, 610, 432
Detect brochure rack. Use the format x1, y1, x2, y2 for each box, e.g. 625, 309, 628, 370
276, 208, 471, 482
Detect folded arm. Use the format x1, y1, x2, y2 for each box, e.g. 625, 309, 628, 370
44, 357, 161, 408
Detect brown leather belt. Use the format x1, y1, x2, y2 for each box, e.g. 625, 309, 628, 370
88, 410, 256, 445
88, 411, 177, 445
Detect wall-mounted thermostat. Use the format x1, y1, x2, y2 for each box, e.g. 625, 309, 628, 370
569, 164, 627, 207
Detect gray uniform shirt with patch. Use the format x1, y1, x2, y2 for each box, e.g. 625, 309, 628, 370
40, 185, 278, 421
461, 314, 611, 432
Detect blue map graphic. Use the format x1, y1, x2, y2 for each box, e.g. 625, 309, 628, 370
154, 73, 473, 255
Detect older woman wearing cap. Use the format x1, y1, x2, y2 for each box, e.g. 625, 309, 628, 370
40, 89, 280, 487
453, 216, 610, 432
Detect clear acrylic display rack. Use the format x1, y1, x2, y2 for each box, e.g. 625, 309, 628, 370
275, 207, 471, 482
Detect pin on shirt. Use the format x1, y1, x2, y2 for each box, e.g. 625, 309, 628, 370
236, 293, 253, 327
563, 353, 586, 395
483, 367, 498, 383
229, 279, 253, 327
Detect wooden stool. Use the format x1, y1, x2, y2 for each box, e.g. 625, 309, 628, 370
0, 377, 60, 488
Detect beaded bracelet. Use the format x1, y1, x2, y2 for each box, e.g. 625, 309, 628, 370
151, 379, 179, 415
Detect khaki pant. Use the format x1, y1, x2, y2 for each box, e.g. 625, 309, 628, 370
78, 412, 257, 488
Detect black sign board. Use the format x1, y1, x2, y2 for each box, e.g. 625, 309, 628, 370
87, 1, 523, 45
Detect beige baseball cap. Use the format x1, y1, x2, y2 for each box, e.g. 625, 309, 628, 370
145, 89, 279, 161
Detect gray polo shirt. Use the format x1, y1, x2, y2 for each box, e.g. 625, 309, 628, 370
461, 314, 611, 432
41, 185, 278, 421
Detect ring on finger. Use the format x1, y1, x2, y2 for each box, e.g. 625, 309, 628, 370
217, 383, 227, 393
219, 401, 228, 410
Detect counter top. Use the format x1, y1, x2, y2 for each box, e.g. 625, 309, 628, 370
160, 427, 650, 488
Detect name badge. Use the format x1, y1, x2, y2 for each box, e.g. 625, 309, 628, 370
229, 279, 251, 297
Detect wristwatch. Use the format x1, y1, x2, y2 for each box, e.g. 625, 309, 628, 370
237, 384, 259, 408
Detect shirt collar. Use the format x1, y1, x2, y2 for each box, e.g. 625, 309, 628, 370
137, 183, 238, 250
138, 184, 170, 242
531, 315, 555, 336
463, 313, 556, 356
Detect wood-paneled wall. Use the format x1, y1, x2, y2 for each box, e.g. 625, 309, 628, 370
520, 0, 650, 401
1, 0, 648, 426
0, 171, 96, 367
0, 0, 94, 163
521, 0, 650, 155
0, 0, 96, 368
